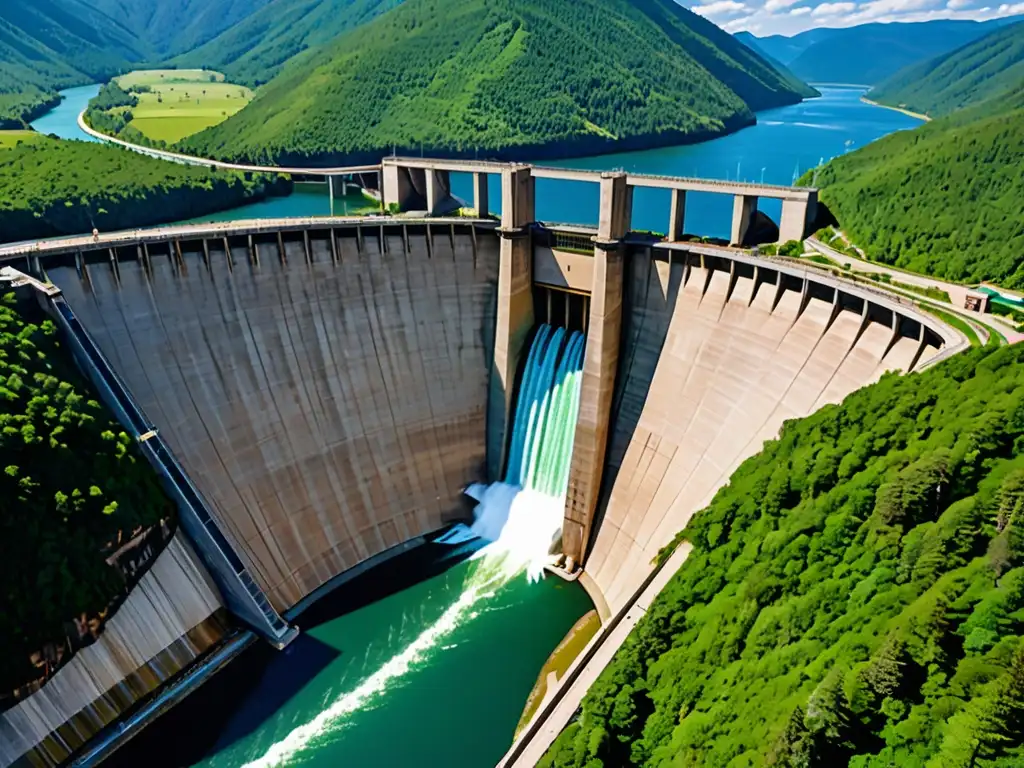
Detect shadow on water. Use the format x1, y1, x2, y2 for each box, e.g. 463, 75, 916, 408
104, 540, 480, 768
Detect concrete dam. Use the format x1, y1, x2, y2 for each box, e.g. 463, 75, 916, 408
0, 159, 963, 767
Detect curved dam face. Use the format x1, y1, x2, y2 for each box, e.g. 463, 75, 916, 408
44, 223, 499, 611
583, 245, 947, 611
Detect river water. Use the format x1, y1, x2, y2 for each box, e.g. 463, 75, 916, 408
30, 84, 921, 768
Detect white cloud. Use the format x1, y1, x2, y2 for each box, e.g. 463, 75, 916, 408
692, 0, 750, 16
812, 1, 856, 14
708, 0, 1023, 38
838, 0, 936, 23
722, 13, 760, 29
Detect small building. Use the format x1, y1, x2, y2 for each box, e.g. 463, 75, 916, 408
965, 291, 991, 312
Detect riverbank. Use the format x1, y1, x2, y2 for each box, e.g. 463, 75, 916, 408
860, 96, 931, 122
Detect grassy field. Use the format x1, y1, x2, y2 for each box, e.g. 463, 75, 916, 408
0, 130, 45, 150
515, 610, 602, 737
114, 70, 253, 144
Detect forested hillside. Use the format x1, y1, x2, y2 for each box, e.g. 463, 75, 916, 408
808, 87, 1024, 288
0, 0, 146, 126
182, 0, 814, 166
0, 293, 175, 698
744, 19, 1012, 85
0, 137, 289, 242
869, 21, 1024, 118
172, 0, 402, 86
542, 342, 1024, 767
80, 0, 273, 58
733, 32, 818, 102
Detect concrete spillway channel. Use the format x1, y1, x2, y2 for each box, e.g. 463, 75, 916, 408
0, 159, 968, 768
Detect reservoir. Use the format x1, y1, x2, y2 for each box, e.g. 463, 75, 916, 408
24, 85, 923, 767
31, 85, 922, 238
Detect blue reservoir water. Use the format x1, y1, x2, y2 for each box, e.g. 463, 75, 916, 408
31, 85, 921, 239
451, 85, 923, 238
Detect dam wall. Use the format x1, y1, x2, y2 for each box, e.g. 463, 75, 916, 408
583, 244, 952, 611
42, 221, 500, 611
0, 534, 227, 768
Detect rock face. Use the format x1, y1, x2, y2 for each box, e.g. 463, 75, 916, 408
48, 224, 500, 611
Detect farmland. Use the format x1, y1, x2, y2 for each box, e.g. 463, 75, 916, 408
113, 70, 254, 144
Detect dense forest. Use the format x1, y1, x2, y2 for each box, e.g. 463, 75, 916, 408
81, 0, 273, 59
739, 19, 1012, 86
869, 21, 1024, 118
181, 0, 813, 166
171, 0, 403, 86
0, 294, 175, 699
0, 137, 289, 242
806, 87, 1024, 288
542, 341, 1024, 767
0, 0, 144, 91
0, 89, 61, 130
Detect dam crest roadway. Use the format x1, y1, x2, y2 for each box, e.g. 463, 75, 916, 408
0, 158, 968, 768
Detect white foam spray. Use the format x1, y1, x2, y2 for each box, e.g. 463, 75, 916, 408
239, 326, 585, 766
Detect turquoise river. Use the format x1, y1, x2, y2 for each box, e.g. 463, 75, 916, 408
27, 85, 922, 768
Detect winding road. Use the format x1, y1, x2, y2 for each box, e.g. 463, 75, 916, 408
76, 111, 380, 177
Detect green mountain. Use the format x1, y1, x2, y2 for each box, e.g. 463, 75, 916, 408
734, 31, 818, 99
542, 341, 1024, 768
869, 20, 1024, 118
0, 0, 145, 91
181, 0, 814, 166
745, 19, 1015, 85
0, 0, 148, 126
809, 86, 1024, 287
171, 0, 402, 87
80, 0, 274, 59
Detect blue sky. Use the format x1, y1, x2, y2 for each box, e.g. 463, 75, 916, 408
685, 0, 1024, 36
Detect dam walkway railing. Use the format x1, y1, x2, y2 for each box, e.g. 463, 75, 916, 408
48, 292, 296, 647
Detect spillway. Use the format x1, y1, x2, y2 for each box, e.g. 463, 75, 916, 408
438, 324, 586, 581
125, 322, 590, 768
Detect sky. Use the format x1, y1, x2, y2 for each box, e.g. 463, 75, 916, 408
685, 0, 1024, 36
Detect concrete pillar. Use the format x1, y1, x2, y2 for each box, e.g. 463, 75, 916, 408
487, 165, 535, 481
598, 172, 630, 243
328, 175, 335, 216
730, 194, 759, 246
778, 191, 818, 243
562, 172, 627, 569
473, 172, 489, 217
424, 169, 453, 215
669, 188, 686, 241
382, 161, 407, 212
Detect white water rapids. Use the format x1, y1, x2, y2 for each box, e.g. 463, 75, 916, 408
240, 325, 585, 767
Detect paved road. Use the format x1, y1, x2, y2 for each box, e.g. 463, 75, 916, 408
0, 214, 491, 263
807, 238, 1023, 344
76, 112, 380, 176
